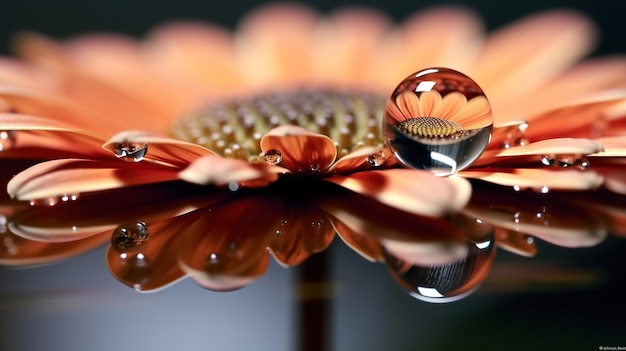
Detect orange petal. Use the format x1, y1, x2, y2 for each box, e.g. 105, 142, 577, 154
461, 168, 604, 191
328, 145, 387, 174
590, 136, 626, 157
326, 169, 471, 217
236, 3, 318, 89
476, 138, 604, 166
144, 21, 246, 101
332, 217, 385, 262
179, 156, 282, 186
268, 201, 335, 267
8, 159, 180, 201
470, 10, 596, 111
178, 196, 278, 291
260, 125, 337, 174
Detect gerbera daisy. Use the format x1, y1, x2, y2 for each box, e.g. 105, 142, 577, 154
1, 4, 625, 297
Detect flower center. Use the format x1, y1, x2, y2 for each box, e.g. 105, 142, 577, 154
397, 117, 462, 138
171, 90, 386, 161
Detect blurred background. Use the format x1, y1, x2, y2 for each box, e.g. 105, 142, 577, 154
1, 1, 626, 350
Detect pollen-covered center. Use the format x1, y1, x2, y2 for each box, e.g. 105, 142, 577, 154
171, 90, 386, 162
397, 117, 462, 138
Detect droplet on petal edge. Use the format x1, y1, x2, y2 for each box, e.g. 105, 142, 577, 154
111, 221, 149, 253
366, 149, 386, 167
384, 67, 493, 176
263, 149, 282, 165
540, 154, 590, 170
0, 130, 16, 152
109, 141, 148, 162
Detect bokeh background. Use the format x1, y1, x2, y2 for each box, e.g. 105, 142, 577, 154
1, 1, 626, 350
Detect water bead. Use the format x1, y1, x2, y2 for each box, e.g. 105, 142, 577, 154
111, 141, 148, 162
263, 149, 283, 165
111, 221, 149, 253
0, 130, 16, 152
366, 149, 386, 167
384, 68, 493, 176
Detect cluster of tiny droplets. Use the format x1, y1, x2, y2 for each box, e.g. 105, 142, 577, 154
171, 90, 386, 161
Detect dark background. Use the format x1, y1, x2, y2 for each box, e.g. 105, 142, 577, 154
0, 0, 624, 55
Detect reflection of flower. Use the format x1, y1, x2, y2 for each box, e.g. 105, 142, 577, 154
1, 4, 626, 300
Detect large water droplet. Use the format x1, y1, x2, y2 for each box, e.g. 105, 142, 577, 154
384, 67, 493, 176
263, 149, 282, 165
111, 221, 149, 252
386, 236, 495, 303
111, 141, 148, 162
0, 130, 16, 151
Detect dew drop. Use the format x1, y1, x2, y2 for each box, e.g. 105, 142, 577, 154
111, 141, 148, 162
540, 154, 590, 170
111, 221, 149, 253
383, 67, 493, 176
263, 149, 282, 165
310, 163, 320, 172
0, 130, 16, 151
386, 236, 495, 303
366, 149, 386, 167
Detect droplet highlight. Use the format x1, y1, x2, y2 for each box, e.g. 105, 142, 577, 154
383, 67, 493, 176
263, 149, 282, 165
0, 130, 16, 151
111, 141, 148, 162
540, 154, 590, 170
111, 221, 149, 252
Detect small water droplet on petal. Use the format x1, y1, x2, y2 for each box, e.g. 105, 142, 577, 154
111, 221, 149, 252
0, 131, 16, 151
112, 141, 148, 162
263, 149, 282, 165
366, 149, 386, 167
384, 67, 493, 176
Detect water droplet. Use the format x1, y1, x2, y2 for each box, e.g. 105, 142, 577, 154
500, 120, 529, 148
208, 252, 218, 263
60, 193, 80, 202
0, 130, 16, 151
386, 236, 495, 303
383, 67, 493, 176
111, 221, 149, 253
540, 154, 590, 170
111, 141, 148, 162
366, 149, 386, 166
280, 219, 287, 226
263, 149, 282, 165
310, 163, 320, 172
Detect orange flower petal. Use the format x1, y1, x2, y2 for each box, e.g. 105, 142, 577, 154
590, 136, 626, 157
470, 10, 596, 113
332, 218, 385, 262
260, 125, 337, 174
8, 159, 180, 201
236, 3, 318, 89
461, 168, 604, 191
326, 169, 471, 217
179, 156, 282, 186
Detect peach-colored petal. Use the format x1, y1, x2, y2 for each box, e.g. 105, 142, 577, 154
469, 10, 596, 113
476, 138, 604, 165
178, 196, 278, 291
236, 3, 318, 89
313, 7, 391, 88
448, 95, 492, 129
331, 218, 385, 262
0, 231, 108, 266
461, 168, 604, 191
268, 203, 335, 267
493, 228, 537, 257
590, 136, 626, 157
326, 169, 471, 217
260, 125, 337, 174
179, 156, 282, 186
8, 159, 180, 201
327, 145, 385, 174
394, 90, 420, 119
103, 130, 216, 167
371, 6, 484, 89
416, 91, 442, 117
144, 21, 246, 101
